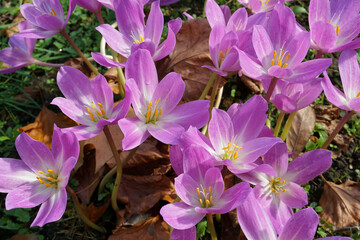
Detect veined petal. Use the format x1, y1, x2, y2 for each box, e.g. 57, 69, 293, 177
209, 24, 226, 69
96, 24, 132, 57
205, 0, 226, 28
285, 31, 310, 67
118, 117, 149, 151
14, 28, 58, 39
30, 188, 67, 227
237, 190, 277, 240
285, 149, 332, 185
268, 66, 293, 79
253, 25, 274, 68
178, 126, 214, 155
169, 145, 184, 175
279, 182, 308, 208
321, 72, 350, 110
237, 164, 277, 185
204, 167, 224, 203
35, 14, 63, 31
0, 65, 27, 74
339, 49, 360, 100
111, 82, 132, 120
266, 198, 294, 234
171, 227, 196, 240
51, 97, 91, 125
91, 74, 114, 115
309, 0, 330, 25
175, 173, 201, 206
60, 125, 102, 141
288, 58, 332, 83
237, 48, 269, 81
131, 40, 156, 57
263, 142, 289, 177
15, 132, 56, 173
209, 108, 234, 154
160, 202, 204, 230
278, 208, 318, 240
147, 121, 184, 145
91, 52, 124, 67
6, 181, 54, 209
144, 0, 163, 47
0, 158, 36, 192
163, 100, 210, 129
225, 8, 248, 32
349, 97, 360, 113
311, 21, 337, 53
20, 4, 42, 25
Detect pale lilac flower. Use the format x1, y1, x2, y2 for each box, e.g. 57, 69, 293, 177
238, 0, 293, 13
51, 66, 131, 140
118, 49, 210, 150
322, 49, 360, 113
237, 3, 332, 84
237, 191, 351, 240
160, 145, 251, 232
76, 0, 102, 14
97, 0, 179, 10
17, 0, 76, 39
238, 143, 332, 233
0, 126, 79, 227
309, 0, 360, 54
173, 95, 283, 174
266, 77, 323, 113
92, 0, 182, 67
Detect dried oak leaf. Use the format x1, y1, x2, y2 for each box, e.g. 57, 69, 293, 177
156, 18, 225, 102
64, 58, 95, 79
73, 144, 109, 204
314, 105, 354, 158
18, 106, 77, 148
104, 67, 121, 94
85, 198, 111, 223
286, 106, 316, 156
319, 180, 360, 228
239, 75, 263, 94
109, 215, 169, 240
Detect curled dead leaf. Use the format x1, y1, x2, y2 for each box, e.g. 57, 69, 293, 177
64, 58, 96, 79
286, 106, 316, 156
319, 180, 360, 228
239, 75, 263, 94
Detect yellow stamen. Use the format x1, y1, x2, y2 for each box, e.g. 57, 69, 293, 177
282, 180, 285, 185
276, 177, 281, 180
209, 186, 212, 194
47, 177, 55, 181
45, 183, 51, 187
265, 0, 269, 3
328, 20, 332, 24
274, 191, 279, 194
147, 101, 152, 109
282, 63, 288, 68
96, 110, 102, 117
140, 35, 145, 42
14, 46, 18, 49
233, 152, 238, 159
196, 188, 200, 195
36, 176, 40, 179
50, 8, 56, 16
38, 179, 44, 184
271, 188, 275, 192
336, 25, 339, 36
86, 107, 95, 121
219, 51, 225, 59
48, 169, 55, 174
204, 188, 207, 195
155, 98, 161, 105
200, 199, 203, 205
282, 189, 286, 193
38, 171, 44, 174
356, 91, 360, 98
98, 103, 105, 116
277, 60, 282, 67
206, 200, 210, 206
159, 108, 162, 116
146, 110, 151, 120
228, 150, 234, 154
271, 59, 275, 66
154, 109, 158, 117
273, 50, 277, 59
270, 179, 273, 184
285, 54, 290, 61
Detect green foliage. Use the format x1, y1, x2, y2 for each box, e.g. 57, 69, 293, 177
305, 123, 328, 151
196, 218, 209, 239
344, 116, 360, 137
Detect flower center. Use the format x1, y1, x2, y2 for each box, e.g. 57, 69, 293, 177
218, 48, 229, 66
271, 49, 290, 68
259, 0, 269, 5
196, 185, 213, 208
130, 30, 145, 44
269, 177, 286, 195
37, 169, 59, 188
145, 98, 162, 124
328, 21, 340, 36
86, 102, 106, 122
222, 141, 242, 161
50, 8, 56, 16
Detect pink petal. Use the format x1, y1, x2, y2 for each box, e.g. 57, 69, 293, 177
279, 182, 308, 208
339, 49, 360, 99
147, 121, 184, 145
118, 117, 149, 151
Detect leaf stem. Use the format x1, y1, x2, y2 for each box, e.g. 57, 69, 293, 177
280, 111, 296, 141
321, 111, 355, 149
206, 214, 218, 240
264, 77, 278, 102
60, 29, 99, 75
103, 125, 122, 212
273, 111, 285, 137
66, 185, 106, 233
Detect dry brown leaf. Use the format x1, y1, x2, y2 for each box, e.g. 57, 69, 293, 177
319, 180, 360, 228
156, 18, 226, 102
286, 106, 316, 155
9, 234, 38, 240
104, 67, 121, 94
239, 75, 263, 94
4, 14, 25, 37
109, 215, 169, 240
18, 106, 77, 148
85, 198, 111, 223
64, 58, 96, 79
314, 105, 354, 158
222, 210, 241, 240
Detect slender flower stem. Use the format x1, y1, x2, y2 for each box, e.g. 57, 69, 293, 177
66, 186, 106, 233
315, 50, 324, 59
202, 76, 220, 136
264, 77, 278, 102
110, 49, 126, 98
60, 29, 100, 75
321, 111, 356, 149
206, 214, 218, 240
273, 111, 285, 137
214, 86, 224, 109
95, 10, 105, 25
200, 72, 217, 100
280, 111, 296, 141
32, 59, 64, 68
103, 125, 122, 212
98, 146, 139, 195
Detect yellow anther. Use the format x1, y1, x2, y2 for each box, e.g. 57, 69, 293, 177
204, 188, 207, 195
135, 40, 141, 44
154, 109, 158, 117
47, 177, 55, 181
50, 8, 56, 16
282, 63, 288, 68
270, 179, 273, 184
98, 103, 105, 116
271, 59, 275, 66
45, 183, 51, 187
274, 191, 279, 194
206, 200, 210, 206
228, 150, 234, 154
271, 188, 275, 192
38, 179, 44, 184
199, 199, 203, 205
96, 110, 102, 117
14, 46, 18, 49
282, 189, 286, 193
210, 196, 213, 203
36, 176, 40, 179
159, 108, 162, 116
86, 107, 95, 122
233, 152, 238, 159
356, 91, 360, 98
140, 35, 145, 42
48, 169, 55, 174
155, 98, 161, 105
219, 51, 225, 59
146, 110, 151, 120
336, 25, 339, 36
38, 171, 44, 174
280, 50, 285, 57
276, 177, 281, 180
328, 20, 332, 24
265, 0, 269, 3
209, 186, 212, 194
273, 50, 277, 59
285, 54, 290, 61
196, 188, 200, 195
277, 60, 282, 67
282, 180, 285, 185
147, 101, 152, 109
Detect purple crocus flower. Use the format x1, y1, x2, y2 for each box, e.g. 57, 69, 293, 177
51, 66, 131, 141
75, 0, 102, 14
17, 0, 76, 39
237, 191, 351, 240
0, 125, 79, 227
237, 3, 332, 84
0, 22, 36, 74
172, 95, 283, 174
92, 0, 182, 67
309, 0, 360, 54
118, 49, 210, 150
321, 49, 360, 113
237, 0, 293, 13
160, 145, 251, 232
238, 143, 332, 233
266, 77, 323, 113
97, 0, 179, 10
